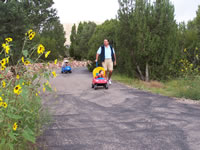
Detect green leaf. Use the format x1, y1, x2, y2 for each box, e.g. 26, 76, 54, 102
22, 128, 36, 143
9, 132, 17, 141
6, 113, 22, 119
0, 138, 5, 145
32, 74, 38, 81
22, 50, 29, 57
44, 73, 49, 80
21, 87, 29, 99
27, 58, 33, 63
8, 143, 14, 150
46, 85, 52, 92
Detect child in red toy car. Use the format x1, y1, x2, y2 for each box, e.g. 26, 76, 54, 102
95, 70, 104, 79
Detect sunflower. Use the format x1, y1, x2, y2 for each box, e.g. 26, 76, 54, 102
54, 59, 57, 64
2, 43, 6, 49
24, 60, 30, 66
28, 29, 33, 35
16, 75, 20, 79
45, 51, 51, 58
29, 32, 36, 40
3, 102, 7, 108
5, 37, 13, 43
6, 57, 9, 63
43, 87, 45, 93
14, 85, 22, 95
52, 71, 57, 78
2, 81, 6, 88
37, 44, 45, 55
13, 122, 18, 131
2, 43, 11, 54
1, 58, 6, 66
21, 57, 24, 63
1, 66, 6, 71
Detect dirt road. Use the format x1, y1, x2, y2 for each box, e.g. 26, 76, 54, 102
39, 67, 200, 150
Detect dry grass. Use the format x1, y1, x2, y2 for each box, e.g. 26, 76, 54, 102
141, 80, 165, 89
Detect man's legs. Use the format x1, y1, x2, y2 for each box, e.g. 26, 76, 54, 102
108, 70, 112, 80
102, 61, 108, 80
107, 59, 113, 84
103, 59, 113, 83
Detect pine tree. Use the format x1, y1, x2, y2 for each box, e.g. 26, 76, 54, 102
69, 24, 76, 57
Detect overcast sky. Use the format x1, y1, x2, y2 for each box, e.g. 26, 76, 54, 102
53, 0, 200, 24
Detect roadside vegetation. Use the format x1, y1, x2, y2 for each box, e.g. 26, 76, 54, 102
0, 30, 57, 149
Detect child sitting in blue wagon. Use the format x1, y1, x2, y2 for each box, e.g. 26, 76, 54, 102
61, 59, 72, 73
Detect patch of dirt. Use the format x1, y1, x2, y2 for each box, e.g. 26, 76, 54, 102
141, 80, 165, 89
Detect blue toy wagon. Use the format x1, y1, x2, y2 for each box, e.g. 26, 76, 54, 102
61, 66, 72, 73
61, 60, 72, 73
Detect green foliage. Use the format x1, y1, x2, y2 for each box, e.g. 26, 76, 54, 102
116, 0, 180, 80
0, 0, 66, 63
69, 24, 76, 57
177, 76, 200, 100
69, 22, 96, 60
39, 20, 67, 60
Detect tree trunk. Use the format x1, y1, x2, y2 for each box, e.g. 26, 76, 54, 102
137, 65, 145, 81
145, 62, 149, 82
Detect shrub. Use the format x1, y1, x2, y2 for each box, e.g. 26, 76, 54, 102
178, 47, 200, 100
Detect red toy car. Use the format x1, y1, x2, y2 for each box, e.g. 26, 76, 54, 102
92, 63, 108, 90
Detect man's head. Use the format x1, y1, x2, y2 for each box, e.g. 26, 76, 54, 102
104, 39, 109, 46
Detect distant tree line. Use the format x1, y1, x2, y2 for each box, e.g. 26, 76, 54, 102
0, 0, 67, 64
69, 0, 200, 81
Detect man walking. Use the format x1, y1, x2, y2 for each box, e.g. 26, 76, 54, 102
95, 39, 116, 85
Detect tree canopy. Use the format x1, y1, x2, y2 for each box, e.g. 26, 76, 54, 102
0, 0, 66, 63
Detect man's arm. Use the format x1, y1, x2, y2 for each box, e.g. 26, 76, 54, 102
114, 53, 117, 66
95, 53, 99, 62
113, 48, 116, 66
96, 47, 101, 62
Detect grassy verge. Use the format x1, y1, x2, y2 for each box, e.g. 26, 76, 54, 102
112, 74, 200, 101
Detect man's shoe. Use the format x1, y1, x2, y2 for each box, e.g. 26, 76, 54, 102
108, 80, 112, 85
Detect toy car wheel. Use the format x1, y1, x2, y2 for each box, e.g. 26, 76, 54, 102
94, 84, 97, 90
61, 71, 63, 73
105, 84, 109, 89
69, 70, 72, 73
92, 84, 94, 88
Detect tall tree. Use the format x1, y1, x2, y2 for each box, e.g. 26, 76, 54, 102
69, 24, 76, 57
116, 0, 180, 80
70, 22, 96, 60
0, 0, 65, 62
